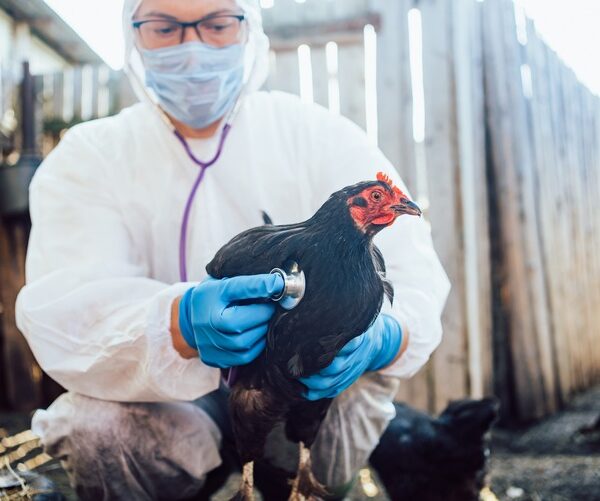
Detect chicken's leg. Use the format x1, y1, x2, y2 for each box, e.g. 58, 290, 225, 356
230, 381, 288, 501
288, 441, 328, 501
230, 462, 254, 501
285, 399, 333, 500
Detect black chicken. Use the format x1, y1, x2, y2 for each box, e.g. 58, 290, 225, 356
206, 172, 421, 500
370, 398, 500, 501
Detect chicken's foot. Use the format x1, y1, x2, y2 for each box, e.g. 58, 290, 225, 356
288, 442, 328, 501
230, 461, 255, 501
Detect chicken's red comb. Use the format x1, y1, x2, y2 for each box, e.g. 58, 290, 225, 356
377, 172, 403, 197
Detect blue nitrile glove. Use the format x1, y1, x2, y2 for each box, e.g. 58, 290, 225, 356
179, 274, 284, 369
300, 314, 403, 400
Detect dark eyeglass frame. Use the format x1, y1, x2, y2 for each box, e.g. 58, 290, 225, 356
132, 13, 246, 46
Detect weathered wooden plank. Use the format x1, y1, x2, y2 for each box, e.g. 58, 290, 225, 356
61, 67, 74, 121
90, 65, 100, 119
420, 0, 469, 411
268, 48, 301, 96
571, 79, 593, 389
577, 84, 600, 384
337, 43, 367, 130
526, 24, 568, 404
72, 66, 83, 120
503, 2, 557, 416
262, 0, 371, 29
51, 72, 64, 119
473, 1, 494, 398
41, 74, 54, 118
544, 45, 575, 398
582, 90, 599, 380
559, 66, 586, 390
402, 366, 432, 412
588, 94, 600, 379
80, 65, 93, 121
454, 0, 492, 398
370, 0, 416, 194
310, 44, 328, 108
593, 95, 600, 379
580, 87, 600, 383
266, 14, 377, 52
96, 65, 111, 117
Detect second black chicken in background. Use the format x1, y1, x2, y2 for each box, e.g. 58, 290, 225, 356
370, 398, 499, 501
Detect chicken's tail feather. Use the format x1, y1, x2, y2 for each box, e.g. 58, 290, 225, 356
230, 383, 288, 463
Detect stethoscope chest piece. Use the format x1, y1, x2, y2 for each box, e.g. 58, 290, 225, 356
270, 261, 305, 310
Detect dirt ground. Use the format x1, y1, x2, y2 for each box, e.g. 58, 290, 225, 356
487, 385, 600, 501
1, 385, 599, 500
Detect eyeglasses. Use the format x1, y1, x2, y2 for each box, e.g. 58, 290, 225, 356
133, 14, 246, 49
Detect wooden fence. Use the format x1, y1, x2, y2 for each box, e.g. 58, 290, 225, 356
1, 0, 599, 421
482, 0, 600, 419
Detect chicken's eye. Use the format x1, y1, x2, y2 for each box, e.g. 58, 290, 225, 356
371, 191, 383, 202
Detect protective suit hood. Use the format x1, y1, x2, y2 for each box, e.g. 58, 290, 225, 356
122, 0, 270, 123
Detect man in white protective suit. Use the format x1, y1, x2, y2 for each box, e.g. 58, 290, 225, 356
16, 0, 450, 499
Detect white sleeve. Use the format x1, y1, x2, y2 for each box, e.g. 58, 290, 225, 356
16, 127, 220, 402
302, 105, 451, 379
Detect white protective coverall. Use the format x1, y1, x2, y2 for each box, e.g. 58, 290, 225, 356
16, 0, 451, 497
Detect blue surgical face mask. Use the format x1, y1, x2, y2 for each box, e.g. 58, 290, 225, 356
141, 41, 245, 129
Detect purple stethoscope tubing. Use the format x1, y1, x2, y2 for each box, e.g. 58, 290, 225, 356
175, 124, 239, 387
176, 123, 232, 283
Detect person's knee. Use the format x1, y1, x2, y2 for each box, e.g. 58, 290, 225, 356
33, 394, 125, 463
32, 394, 136, 497
33, 393, 224, 499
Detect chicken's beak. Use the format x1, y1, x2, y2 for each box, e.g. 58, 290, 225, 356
392, 199, 422, 217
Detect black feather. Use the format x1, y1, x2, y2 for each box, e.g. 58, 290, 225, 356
261, 211, 273, 225
372, 245, 394, 305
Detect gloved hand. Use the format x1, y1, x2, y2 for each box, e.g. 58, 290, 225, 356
300, 314, 403, 400
178, 274, 284, 369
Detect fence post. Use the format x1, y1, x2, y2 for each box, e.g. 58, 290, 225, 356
452, 0, 493, 398
527, 23, 580, 405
